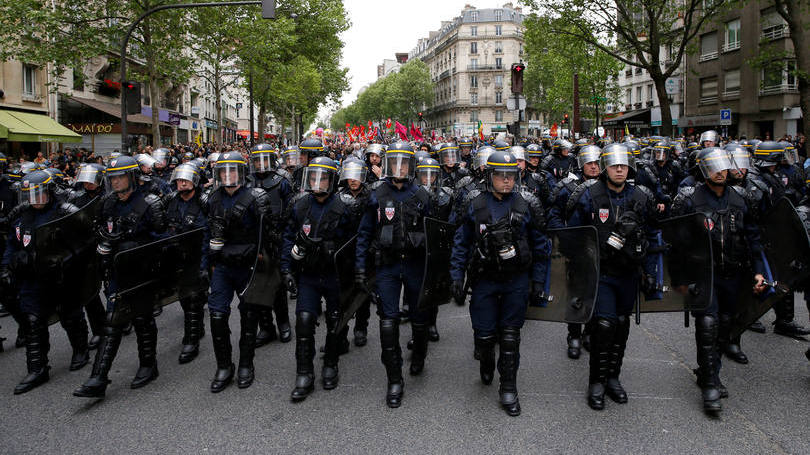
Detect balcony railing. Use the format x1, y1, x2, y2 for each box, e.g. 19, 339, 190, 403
759, 83, 798, 96
699, 95, 719, 105
634, 102, 643, 109
699, 51, 719, 62
721, 41, 741, 52
761, 25, 790, 41
467, 64, 501, 71
722, 89, 740, 98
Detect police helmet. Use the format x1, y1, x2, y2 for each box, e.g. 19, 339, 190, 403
339, 157, 368, 183
299, 138, 324, 158
699, 130, 719, 148
600, 143, 635, 172
105, 155, 140, 194
19, 170, 54, 205
485, 151, 520, 193
698, 147, 735, 179
76, 163, 106, 187
382, 141, 416, 181
250, 143, 278, 173
416, 157, 442, 193
214, 151, 247, 188
577, 145, 602, 170
753, 141, 784, 166
302, 156, 338, 195
170, 162, 201, 187
438, 142, 461, 167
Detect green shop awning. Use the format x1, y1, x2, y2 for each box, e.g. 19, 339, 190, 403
0, 110, 82, 143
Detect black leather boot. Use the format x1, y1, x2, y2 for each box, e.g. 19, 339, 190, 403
274, 289, 292, 343
354, 299, 370, 347
567, 323, 582, 359
322, 311, 341, 390
85, 296, 106, 350
498, 327, 521, 417
748, 320, 767, 333
237, 308, 258, 388
291, 312, 316, 401
773, 294, 810, 338
587, 318, 615, 410
14, 314, 50, 395
179, 300, 204, 364
606, 315, 629, 404
695, 315, 722, 413
62, 315, 89, 371
73, 324, 122, 398
210, 311, 234, 393
131, 315, 159, 389
719, 313, 748, 364
409, 322, 429, 375
428, 305, 440, 342
255, 307, 277, 347
475, 335, 496, 385
582, 319, 594, 352
380, 318, 404, 408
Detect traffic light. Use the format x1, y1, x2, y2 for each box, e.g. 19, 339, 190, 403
563, 113, 569, 125
418, 112, 423, 122
124, 81, 141, 115
510, 63, 525, 94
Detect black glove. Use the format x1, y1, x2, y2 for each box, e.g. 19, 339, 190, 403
530, 281, 548, 307
282, 272, 297, 296
199, 269, 210, 286
452, 280, 466, 306
641, 273, 658, 296
0, 266, 12, 289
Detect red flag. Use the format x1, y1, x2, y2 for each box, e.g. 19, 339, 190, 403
345, 123, 350, 131
431, 130, 436, 142
360, 125, 365, 140
367, 120, 373, 131
410, 123, 423, 142
394, 121, 409, 141
386, 118, 392, 129
550, 123, 558, 138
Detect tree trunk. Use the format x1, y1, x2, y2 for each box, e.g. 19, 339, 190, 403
291, 105, 297, 144
653, 75, 673, 137
783, 0, 810, 139
258, 102, 266, 143
215, 70, 223, 145
142, 19, 161, 146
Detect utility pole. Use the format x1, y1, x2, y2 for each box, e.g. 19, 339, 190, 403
572, 73, 580, 137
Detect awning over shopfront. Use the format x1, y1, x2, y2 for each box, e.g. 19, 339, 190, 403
602, 109, 651, 127
0, 110, 82, 143
69, 97, 154, 124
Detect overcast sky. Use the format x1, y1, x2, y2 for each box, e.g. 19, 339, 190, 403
333, 1, 523, 112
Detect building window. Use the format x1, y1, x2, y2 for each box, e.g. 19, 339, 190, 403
470, 75, 478, 88
495, 41, 503, 53
470, 58, 478, 69
647, 85, 654, 103
761, 60, 797, 94
470, 11, 478, 22
470, 26, 477, 36
723, 19, 741, 51
495, 110, 503, 122
700, 77, 719, 103
495, 25, 503, 36
495, 75, 503, 88
470, 42, 478, 54
625, 88, 632, 105
22, 64, 37, 97
471, 93, 478, 105
495, 9, 503, 21
495, 91, 503, 104
724, 69, 741, 95
699, 32, 718, 61
470, 110, 478, 122
761, 8, 789, 40
495, 58, 503, 69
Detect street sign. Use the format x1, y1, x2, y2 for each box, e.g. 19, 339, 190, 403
506, 96, 526, 111
236, 103, 243, 109
665, 77, 681, 95
720, 108, 732, 126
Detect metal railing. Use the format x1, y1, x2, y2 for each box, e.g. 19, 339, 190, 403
699, 51, 719, 62
759, 83, 798, 96
761, 25, 789, 41
699, 95, 719, 105
466, 64, 502, 71
722, 89, 740, 98
721, 41, 740, 52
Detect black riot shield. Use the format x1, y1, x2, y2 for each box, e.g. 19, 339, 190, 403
729, 198, 810, 338
34, 198, 100, 306
335, 236, 376, 334
238, 216, 282, 306
109, 228, 205, 325
638, 213, 714, 313
526, 225, 599, 324
417, 217, 456, 312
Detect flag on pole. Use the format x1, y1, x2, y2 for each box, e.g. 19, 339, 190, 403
394, 121, 409, 141
410, 123, 423, 141
550, 122, 558, 138
477, 120, 484, 141
624, 123, 630, 138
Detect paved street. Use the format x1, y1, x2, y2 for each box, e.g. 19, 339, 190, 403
0, 296, 808, 454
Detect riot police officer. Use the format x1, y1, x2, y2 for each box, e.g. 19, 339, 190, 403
0, 153, 24, 345
355, 141, 432, 408
364, 143, 384, 185
671, 147, 768, 412
337, 158, 372, 347
151, 147, 172, 181
166, 163, 209, 364
74, 156, 167, 398
205, 152, 270, 392
281, 157, 358, 401
449, 150, 549, 416
513, 145, 554, 208
699, 130, 719, 149
67, 163, 107, 350
437, 142, 469, 188
542, 139, 576, 179
567, 143, 658, 411
2, 170, 88, 394
458, 137, 474, 169
247, 144, 293, 346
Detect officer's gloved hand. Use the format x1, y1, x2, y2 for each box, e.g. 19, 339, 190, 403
0, 266, 12, 289
282, 271, 297, 297
641, 273, 658, 296
530, 281, 548, 307
451, 280, 466, 306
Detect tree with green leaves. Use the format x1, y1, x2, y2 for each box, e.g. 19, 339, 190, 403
523, 14, 623, 130
524, 0, 731, 136
770, 0, 810, 138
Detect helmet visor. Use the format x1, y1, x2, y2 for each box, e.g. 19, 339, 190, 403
601, 148, 636, 171
170, 165, 200, 186
439, 148, 460, 166
283, 151, 301, 168
251, 153, 276, 173
416, 166, 441, 191
727, 149, 751, 170
488, 169, 519, 193
383, 154, 414, 179
653, 146, 669, 161
302, 166, 335, 194
19, 180, 50, 205
577, 149, 602, 169
215, 162, 246, 188
339, 162, 367, 183
76, 165, 104, 186
784, 148, 798, 165
474, 150, 493, 169
700, 151, 734, 178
